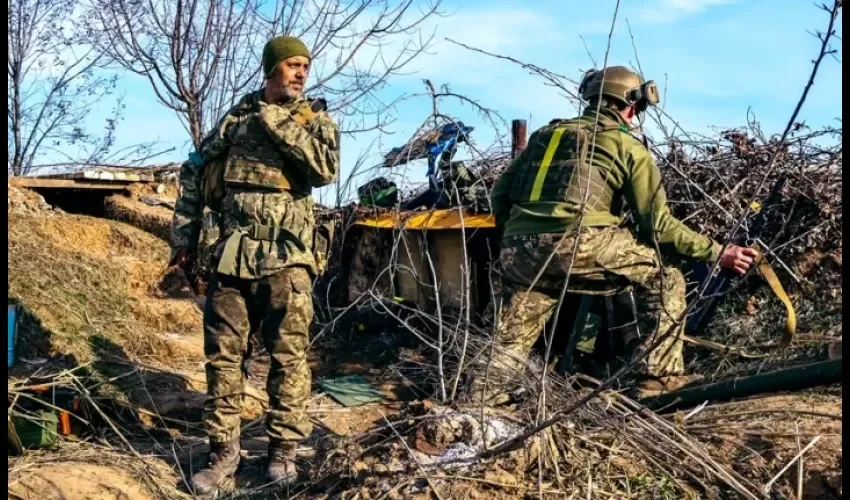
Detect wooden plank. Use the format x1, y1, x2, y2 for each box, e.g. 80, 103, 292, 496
429, 231, 479, 311
395, 232, 429, 309
32, 169, 154, 183
8, 178, 134, 191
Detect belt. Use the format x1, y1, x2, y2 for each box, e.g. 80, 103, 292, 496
216, 223, 305, 276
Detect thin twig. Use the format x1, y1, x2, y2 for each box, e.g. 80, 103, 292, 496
763, 435, 821, 494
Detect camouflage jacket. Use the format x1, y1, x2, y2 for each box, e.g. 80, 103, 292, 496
169, 91, 340, 279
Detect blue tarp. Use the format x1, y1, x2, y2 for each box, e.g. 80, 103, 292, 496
9, 305, 19, 367
382, 122, 474, 171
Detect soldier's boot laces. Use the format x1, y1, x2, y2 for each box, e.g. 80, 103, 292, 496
191, 440, 241, 497
268, 443, 299, 485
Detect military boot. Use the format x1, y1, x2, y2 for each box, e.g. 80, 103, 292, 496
267, 441, 299, 485
191, 440, 241, 497
636, 374, 704, 399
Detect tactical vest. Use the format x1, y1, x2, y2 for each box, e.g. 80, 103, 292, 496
508, 119, 620, 214
223, 110, 311, 195
212, 103, 319, 277
202, 157, 227, 213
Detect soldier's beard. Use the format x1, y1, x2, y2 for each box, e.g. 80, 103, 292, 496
281, 83, 304, 101
265, 84, 303, 105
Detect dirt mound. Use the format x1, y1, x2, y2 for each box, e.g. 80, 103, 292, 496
695, 390, 843, 499
105, 192, 176, 241
8, 209, 203, 369
8, 185, 61, 217
8, 445, 191, 500
6, 197, 272, 425
9, 462, 154, 500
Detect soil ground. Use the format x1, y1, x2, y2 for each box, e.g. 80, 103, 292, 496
7, 186, 843, 500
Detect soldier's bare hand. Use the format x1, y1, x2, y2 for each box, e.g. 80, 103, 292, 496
720, 245, 759, 275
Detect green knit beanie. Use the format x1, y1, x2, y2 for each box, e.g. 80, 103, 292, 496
262, 36, 311, 78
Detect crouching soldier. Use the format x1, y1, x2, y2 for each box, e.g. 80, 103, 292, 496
475, 66, 756, 403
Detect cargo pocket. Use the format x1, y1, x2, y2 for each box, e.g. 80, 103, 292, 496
312, 222, 335, 275
592, 227, 659, 287
287, 268, 312, 295
284, 268, 314, 332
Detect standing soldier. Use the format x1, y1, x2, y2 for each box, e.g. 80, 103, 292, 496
169, 35, 340, 495
479, 66, 757, 402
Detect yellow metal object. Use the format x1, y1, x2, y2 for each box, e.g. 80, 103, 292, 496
530, 127, 567, 202
355, 209, 495, 230
743, 199, 762, 212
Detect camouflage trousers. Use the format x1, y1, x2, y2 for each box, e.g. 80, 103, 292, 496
203, 266, 314, 445
486, 227, 687, 388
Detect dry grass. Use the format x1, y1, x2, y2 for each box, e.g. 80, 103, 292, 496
7, 207, 202, 369
104, 192, 175, 242
8, 442, 189, 500
8, 434, 190, 500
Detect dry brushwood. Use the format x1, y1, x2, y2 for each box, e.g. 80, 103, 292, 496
660, 124, 842, 295
5, 2, 842, 500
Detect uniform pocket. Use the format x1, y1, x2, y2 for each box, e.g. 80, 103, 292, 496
287, 267, 312, 295
591, 227, 660, 285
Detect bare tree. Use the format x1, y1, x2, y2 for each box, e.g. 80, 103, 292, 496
8, 0, 120, 176
261, 0, 444, 134
85, 0, 443, 148
85, 0, 267, 147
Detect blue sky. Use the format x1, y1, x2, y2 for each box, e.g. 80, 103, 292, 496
72, 0, 842, 203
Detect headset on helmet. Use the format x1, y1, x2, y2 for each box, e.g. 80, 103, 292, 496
579, 67, 660, 113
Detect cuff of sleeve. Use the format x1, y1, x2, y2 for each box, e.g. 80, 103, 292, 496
707, 241, 724, 264
259, 104, 293, 127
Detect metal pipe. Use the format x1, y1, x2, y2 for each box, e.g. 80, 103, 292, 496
641, 358, 842, 412
511, 120, 528, 159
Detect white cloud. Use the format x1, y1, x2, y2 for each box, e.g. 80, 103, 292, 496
634, 0, 739, 25
400, 6, 568, 81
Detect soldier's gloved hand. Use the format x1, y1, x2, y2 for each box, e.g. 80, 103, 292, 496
291, 99, 327, 127
291, 102, 318, 127
720, 245, 759, 275
172, 247, 197, 273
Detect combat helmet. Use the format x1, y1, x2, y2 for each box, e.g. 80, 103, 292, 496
579, 66, 660, 112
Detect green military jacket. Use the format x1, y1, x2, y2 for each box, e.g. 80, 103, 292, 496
169, 91, 340, 279
491, 107, 721, 263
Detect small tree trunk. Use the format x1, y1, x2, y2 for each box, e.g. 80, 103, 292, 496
188, 103, 204, 149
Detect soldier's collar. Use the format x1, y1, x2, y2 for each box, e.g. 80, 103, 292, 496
582, 106, 627, 125
254, 89, 307, 107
